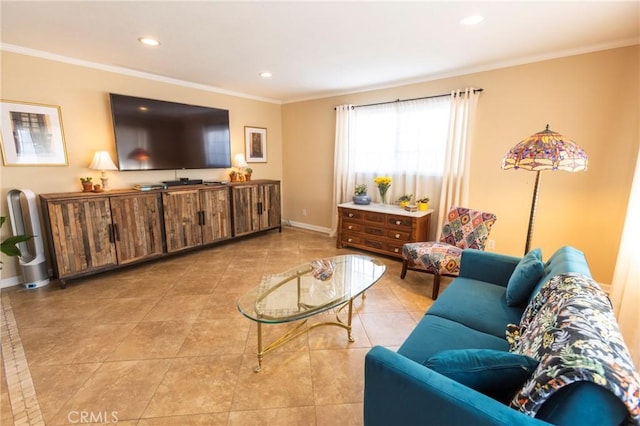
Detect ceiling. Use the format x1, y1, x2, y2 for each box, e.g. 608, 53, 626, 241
1, 1, 639, 103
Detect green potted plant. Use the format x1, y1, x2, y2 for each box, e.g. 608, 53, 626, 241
229, 170, 238, 182
397, 194, 413, 208
245, 167, 253, 181
80, 177, 93, 192
0, 216, 32, 269
417, 197, 430, 211
353, 184, 371, 205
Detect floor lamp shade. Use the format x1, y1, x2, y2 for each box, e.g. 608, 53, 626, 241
502, 125, 588, 254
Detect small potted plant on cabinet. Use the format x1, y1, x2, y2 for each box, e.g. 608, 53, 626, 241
245, 167, 253, 181
353, 184, 371, 205
80, 177, 93, 192
229, 170, 238, 182
417, 197, 430, 211
397, 194, 413, 208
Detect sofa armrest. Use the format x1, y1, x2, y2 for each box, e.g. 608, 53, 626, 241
364, 346, 550, 426
458, 250, 521, 287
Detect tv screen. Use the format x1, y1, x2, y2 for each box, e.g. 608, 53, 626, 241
109, 93, 232, 171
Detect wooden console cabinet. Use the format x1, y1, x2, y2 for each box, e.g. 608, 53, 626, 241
336, 202, 433, 258
40, 180, 280, 287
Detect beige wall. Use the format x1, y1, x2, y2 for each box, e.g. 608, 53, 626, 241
0, 51, 283, 282
282, 45, 640, 284
2, 46, 638, 286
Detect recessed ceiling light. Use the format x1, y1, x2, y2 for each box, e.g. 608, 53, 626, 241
138, 37, 160, 46
259, 72, 273, 78
460, 15, 484, 26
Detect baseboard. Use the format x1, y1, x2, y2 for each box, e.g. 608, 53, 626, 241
1, 275, 23, 289
286, 220, 331, 235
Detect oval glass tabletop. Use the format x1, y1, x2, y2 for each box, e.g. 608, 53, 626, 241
237, 254, 386, 324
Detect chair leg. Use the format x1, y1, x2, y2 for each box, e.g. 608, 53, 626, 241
400, 259, 408, 279
432, 274, 441, 300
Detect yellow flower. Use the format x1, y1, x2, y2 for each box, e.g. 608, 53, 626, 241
374, 176, 392, 188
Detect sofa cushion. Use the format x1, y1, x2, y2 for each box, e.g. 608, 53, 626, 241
424, 349, 538, 395
426, 278, 524, 338
527, 246, 591, 304
397, 314, 510, 365
505, 248, 544, 306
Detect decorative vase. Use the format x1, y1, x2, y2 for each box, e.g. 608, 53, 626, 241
378, 187, 389, 204
353, 194, 371, 205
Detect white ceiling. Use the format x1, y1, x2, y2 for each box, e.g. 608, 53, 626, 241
1, 1, 639, 103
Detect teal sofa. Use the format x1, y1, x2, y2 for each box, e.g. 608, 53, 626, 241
364, 247, 638, 425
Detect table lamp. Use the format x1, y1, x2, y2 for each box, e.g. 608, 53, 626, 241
89, 150, 118, 190
234, 153, 248, 179
501, 125, 588, 255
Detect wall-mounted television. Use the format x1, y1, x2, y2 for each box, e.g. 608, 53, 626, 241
109, 93, 232, 171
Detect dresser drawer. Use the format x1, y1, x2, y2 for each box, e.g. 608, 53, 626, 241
342, 209, 364, 221
364, 212, 385, 225
342, 220, 363, 233
386, 229, 412, 241
386, 215, 412, 229
341, 234, 362, 245
364, 225, 385, 237
363, 238, 386, 251
387, 243, 404, 256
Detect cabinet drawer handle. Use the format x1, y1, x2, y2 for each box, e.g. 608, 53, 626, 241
348, 225, 353, 230
395, 220, 401, 225
348, 213, 354, 218
394, 248, 400, 253
348, 238, 353, 242
395, 233, 400, 238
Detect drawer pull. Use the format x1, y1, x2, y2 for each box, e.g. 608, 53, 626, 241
348, 238, 353, 242
348, 225, 353, 230
394, 248, 400, 253
395, 220, 401, 225
348, 213, 354, 218
395, 233, 400, 238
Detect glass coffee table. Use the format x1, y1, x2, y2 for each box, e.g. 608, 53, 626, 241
237, 254, 386, 372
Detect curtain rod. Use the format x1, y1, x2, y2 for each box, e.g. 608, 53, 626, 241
334, 88, 483, 110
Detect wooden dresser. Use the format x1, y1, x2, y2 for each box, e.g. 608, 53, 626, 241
336, 202, 433, 258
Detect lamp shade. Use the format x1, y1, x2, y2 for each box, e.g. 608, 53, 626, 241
234, 153, 248, 168
501, 125, 588, 172
89, 151, 118, 171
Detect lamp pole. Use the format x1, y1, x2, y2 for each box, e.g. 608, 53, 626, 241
525, 170, 542, 255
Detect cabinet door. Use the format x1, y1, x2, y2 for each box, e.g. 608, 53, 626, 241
46, 197, 117, 277
232, 185, 260, 236
259, 182, 281, 231
200, 187, 232, 244
110, 193, 164, 264
162, 190, 202, 252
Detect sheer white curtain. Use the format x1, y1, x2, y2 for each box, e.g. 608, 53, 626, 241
611, 146, 640, 366
331, 96, 451, 236
437, 88, 480, 237
331, 105, 356, 236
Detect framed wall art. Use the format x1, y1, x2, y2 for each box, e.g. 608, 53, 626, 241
0, 100, 68, 166
245, 126, 267, 163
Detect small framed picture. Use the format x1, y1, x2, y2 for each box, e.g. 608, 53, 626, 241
0, 100, 68, 166
245, 126, 267, 163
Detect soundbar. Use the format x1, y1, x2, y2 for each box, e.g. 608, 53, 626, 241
162, 179, 204, 186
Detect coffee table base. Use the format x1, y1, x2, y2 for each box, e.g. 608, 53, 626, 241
253, 297, 360, 372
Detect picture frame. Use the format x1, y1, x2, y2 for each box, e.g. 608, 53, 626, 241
245, 126, 267, 163
0, 100, 68, 166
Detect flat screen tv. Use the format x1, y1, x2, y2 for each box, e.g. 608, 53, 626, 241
109, 93, 232, 171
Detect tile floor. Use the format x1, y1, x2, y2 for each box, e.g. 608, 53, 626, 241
1, 227, 448, 425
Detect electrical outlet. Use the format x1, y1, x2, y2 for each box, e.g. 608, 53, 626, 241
302, 208, 307, 216
487, 239, 496, 249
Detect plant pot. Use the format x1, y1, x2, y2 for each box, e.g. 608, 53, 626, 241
400, 201, 410, 208
81, 182, 93, 192
352, 194, 371, 205
245, 174, 252, 181
418, 202, 429, 211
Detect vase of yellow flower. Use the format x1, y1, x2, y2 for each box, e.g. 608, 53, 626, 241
374, 176, 392, 204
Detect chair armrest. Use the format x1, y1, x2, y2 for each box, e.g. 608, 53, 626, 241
364, 346, 550, 426
458, 250, 521, 287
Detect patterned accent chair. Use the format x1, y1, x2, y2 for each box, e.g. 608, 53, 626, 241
400, 207, 497, 299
